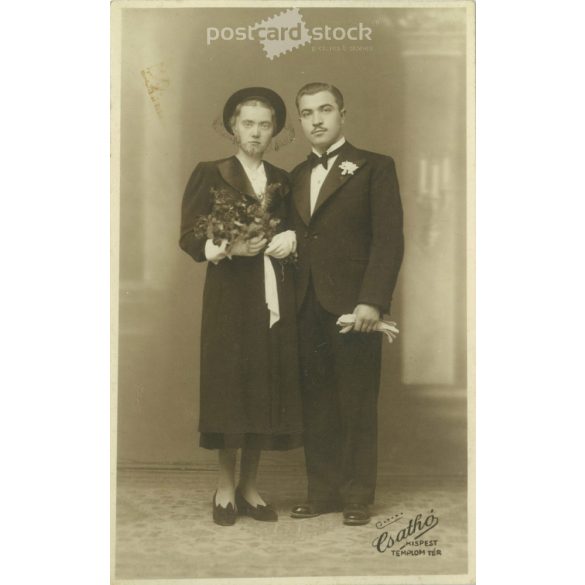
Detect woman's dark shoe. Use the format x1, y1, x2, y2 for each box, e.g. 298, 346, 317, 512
235, 487, 278, 522
212, 492, 237, 526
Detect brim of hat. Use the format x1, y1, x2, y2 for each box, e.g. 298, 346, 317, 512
223, 87, 286, 135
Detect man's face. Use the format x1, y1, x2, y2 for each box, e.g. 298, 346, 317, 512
298, 91, 345, 151
233, 104, 274, 157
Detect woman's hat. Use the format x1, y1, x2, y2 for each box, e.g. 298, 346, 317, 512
223, 87, 286, 136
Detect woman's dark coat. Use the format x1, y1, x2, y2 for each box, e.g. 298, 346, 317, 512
180, 156, 302, 436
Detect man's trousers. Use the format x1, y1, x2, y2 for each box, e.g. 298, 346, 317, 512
298, 282, 382, 505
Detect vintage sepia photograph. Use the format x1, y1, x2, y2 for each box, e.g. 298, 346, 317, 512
111, 1, 475, 583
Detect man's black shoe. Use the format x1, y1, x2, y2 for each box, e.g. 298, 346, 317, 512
290, 501, 342, 519
342, 504, 371, 526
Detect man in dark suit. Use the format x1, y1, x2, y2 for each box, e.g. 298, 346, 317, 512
289, 82, 404, 526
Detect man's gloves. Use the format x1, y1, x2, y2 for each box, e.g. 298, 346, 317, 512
337, 312, 400, 343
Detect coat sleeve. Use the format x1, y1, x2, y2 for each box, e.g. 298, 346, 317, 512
179, 162, 213, 263
357, 157, 404, 314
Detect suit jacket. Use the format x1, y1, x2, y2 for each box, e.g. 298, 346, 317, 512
290, 141, 404, 316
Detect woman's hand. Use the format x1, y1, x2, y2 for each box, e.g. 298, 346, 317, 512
204, 239, 230, 264
229, 235, 267, 257
264, 230, 297, 259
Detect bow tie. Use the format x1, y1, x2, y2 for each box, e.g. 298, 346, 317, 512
308, 145, 344, 169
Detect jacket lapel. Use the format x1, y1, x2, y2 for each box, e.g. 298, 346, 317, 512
263, 160, 281, 190
292, 161, 312, 226
312, 142, 367, 217
217, 156, 256, 199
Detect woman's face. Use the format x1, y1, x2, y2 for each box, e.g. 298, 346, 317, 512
233, 104, 274, 157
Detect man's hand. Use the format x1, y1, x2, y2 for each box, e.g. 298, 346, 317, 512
352, 304, 381, 333
265, 230, 297, 259
229, 235, 267, 257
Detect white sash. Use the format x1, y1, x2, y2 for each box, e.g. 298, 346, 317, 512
263, 255, 280, 327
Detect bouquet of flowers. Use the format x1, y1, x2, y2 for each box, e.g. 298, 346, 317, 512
193, 183, 296, 263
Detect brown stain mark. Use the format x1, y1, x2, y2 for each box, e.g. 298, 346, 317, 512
141, 62, 170, 119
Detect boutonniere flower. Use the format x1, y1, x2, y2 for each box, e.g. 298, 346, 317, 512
339, 160, 359, 176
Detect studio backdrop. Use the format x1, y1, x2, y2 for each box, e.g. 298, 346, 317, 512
114, 3, 470, 475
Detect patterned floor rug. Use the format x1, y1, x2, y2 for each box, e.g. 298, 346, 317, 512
114, 468, 468, 580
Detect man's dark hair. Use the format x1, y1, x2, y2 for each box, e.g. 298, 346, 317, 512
295, 82, 344, 112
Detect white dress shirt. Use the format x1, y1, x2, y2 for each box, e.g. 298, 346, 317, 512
310, 136, 346, 215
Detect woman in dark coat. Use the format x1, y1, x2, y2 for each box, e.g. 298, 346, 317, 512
179, 88, 302, 526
